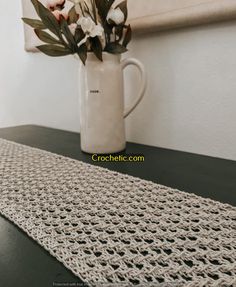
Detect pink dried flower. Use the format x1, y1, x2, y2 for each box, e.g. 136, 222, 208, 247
52, 10, 68, 21
69, 23, 77, 35
47, 0, 65, 11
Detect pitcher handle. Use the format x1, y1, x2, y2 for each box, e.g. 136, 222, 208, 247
121, 58, 147, 119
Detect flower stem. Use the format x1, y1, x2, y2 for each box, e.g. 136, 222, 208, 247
79, 3, 85, 17
92, 0, 98, 24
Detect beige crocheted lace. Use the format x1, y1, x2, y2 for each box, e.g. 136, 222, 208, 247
0, 139, 235, 287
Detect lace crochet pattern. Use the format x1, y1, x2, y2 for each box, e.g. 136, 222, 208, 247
0, 139, 235, 287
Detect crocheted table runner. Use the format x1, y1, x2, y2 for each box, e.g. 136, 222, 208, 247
0, 138, 235, 287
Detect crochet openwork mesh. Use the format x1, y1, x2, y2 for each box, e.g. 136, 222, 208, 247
0, 139, 235, 287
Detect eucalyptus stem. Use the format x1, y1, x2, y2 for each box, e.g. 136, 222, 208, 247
105, 33, 109, 46
92, 0, 98, 24
84, 2, 95, 22
79, 3, 85, 16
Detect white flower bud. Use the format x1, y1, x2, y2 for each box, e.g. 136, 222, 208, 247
90, 24, 104, 38
77, 17, 95, 34
77, 17, 104, 38
107, 8, 125, 25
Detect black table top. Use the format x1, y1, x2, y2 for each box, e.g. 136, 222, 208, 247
0, 125, 235, 287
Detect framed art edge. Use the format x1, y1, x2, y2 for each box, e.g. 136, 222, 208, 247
21, 0, 43, 52
130, 0, 236, 35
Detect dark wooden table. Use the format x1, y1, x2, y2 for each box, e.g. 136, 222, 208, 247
0, 125, 235, 287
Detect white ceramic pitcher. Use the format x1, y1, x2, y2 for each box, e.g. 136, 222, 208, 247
79, 52, 147, 154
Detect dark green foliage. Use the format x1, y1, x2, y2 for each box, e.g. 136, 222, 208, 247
90, 36, 103, 61
34, 29, 61, 44
36, 44, 71, 56
123, 24, 132, 48
105, 42, 127, 54
22, 0, 132, 63
22, 18, 46, 29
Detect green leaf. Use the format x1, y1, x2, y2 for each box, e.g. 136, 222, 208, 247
31, 0, 40, 16
68, 6, 78, 24
36, 44, 71, 57
94, 0, 115, 23
74, 28, 85, 44
90, 37, 103, 61
116, 0, 128, 22
77, 44, 87, 65
60, 18, 77, 51
115, 25, 124, 42
94, 0, 105, 20
122, 24, 132, 47
105, 42, 128, 54
103, 22, 113, 36
31, 0, 61, 36
35, 29, 61, 45
22, 18, 46, 29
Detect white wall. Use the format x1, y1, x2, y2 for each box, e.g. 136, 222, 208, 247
126, 22, 236, 161
0, 0, 236, 160
0, 0, 80, 132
